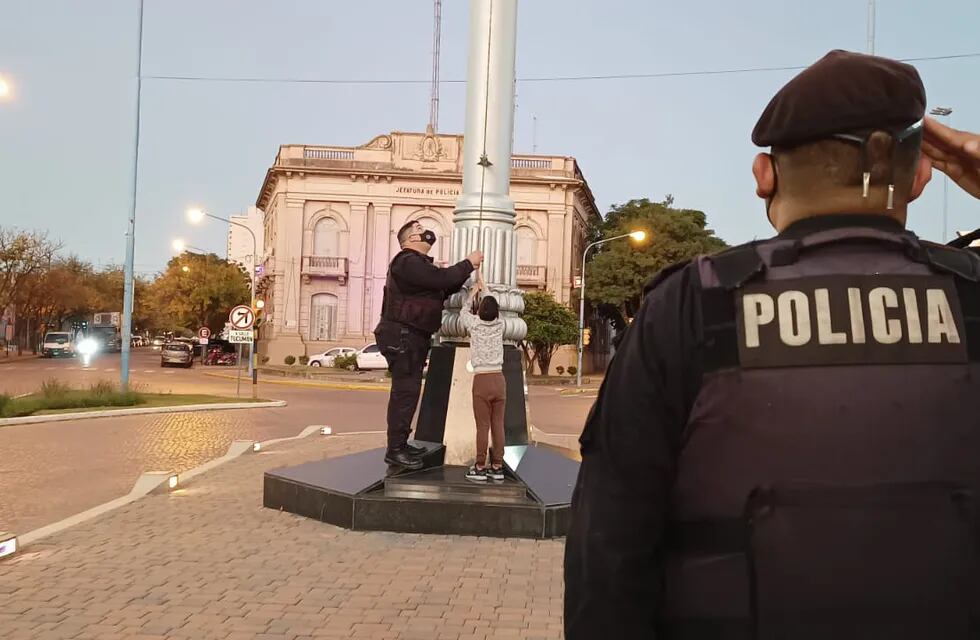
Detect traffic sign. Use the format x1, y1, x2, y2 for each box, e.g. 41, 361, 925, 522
228, 329, 254, 344
229, 305, 255, 330
198, 326, 211, 339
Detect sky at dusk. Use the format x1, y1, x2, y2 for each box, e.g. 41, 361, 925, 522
1, 0, 979, 275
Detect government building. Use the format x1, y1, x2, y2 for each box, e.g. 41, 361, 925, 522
253, 129, 607, 371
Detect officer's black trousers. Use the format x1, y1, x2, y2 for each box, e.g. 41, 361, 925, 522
377, 323, 431, 451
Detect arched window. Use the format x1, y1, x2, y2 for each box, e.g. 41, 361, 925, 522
516, 227, 538, 265
310, 293, 339, 341
313, 218, 341, 257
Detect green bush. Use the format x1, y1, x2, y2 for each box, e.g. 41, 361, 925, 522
333, 354, 358, 370
298, 355, 310, 366
567, 366, 578, 376
555, 366, 565, 375
89, 380, 117, 396
40, 378, 72, 398
284, 355, 296, 365
261, 355, 270, 364
0, 383, 144, 418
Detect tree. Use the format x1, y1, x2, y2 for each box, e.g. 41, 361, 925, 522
520, 291, 579, 376
145, 252, 250, 333
585, 197, 727, 319
0, 228, 61, 319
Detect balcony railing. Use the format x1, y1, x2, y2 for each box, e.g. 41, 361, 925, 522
303, 148, 354, 161
511, 157, 552, 169
516, 264, 546, 286
302, 256, 349, 278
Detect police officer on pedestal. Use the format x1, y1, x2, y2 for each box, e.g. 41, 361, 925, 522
376, 220, 483, 470
565, 50, 980, 639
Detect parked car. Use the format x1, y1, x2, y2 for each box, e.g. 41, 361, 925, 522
151, 335, 167, 350
309, 347, 357, 368
160, 342, 194, 368
42, 331, 74, 358
355, 343, 388, 370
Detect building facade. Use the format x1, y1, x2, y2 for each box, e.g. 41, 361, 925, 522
226, 206, 265, 276
254, 130, 604, 370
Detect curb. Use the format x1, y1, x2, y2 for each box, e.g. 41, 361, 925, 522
0, 400, 288, 427
204, 372, 390, 392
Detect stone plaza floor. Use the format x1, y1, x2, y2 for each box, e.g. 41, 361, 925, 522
0, 433, 566, 640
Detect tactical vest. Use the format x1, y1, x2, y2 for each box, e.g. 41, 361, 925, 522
661, 226, 980, 640
380, 250, 446, 334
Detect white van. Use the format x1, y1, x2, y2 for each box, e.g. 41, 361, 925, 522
42, 332, 74, 358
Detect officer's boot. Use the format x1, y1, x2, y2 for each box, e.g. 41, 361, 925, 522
384, 446, 424, 470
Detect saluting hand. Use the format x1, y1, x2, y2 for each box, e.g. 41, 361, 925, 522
467, 250, 485, 269
923, 117, 980, 199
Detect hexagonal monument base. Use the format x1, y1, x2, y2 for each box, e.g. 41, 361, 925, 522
263, 441, 577, 539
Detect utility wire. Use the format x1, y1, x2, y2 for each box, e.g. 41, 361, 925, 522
141, 52, 980, 86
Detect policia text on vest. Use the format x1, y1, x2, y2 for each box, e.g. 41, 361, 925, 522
737, 275, 966, 368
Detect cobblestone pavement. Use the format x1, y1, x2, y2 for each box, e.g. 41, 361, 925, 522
0, 433, 566, 640
0, 368, 590, 536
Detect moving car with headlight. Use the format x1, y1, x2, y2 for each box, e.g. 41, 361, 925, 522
160, 342, 194, 368
41, 332, 74, 358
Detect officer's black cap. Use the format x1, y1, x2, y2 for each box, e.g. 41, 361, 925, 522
752, 50, 926, 148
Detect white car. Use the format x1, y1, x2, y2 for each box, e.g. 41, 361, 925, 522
355, 343, 388, 370
308, 347, 357, 367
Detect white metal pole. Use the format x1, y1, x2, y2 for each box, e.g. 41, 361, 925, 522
121, 0, 145, 389
576, 248, 588, 387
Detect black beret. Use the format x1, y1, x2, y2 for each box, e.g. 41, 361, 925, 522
752, 50, 926, 148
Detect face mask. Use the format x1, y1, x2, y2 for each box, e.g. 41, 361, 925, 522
421, 230, 437, 246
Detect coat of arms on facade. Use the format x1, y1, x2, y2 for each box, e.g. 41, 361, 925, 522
414, 125, 446, 162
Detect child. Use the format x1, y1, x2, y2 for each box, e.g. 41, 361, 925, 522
460, 274, 506, 482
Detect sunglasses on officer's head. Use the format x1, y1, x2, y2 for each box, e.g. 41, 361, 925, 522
830, 118, 923, 146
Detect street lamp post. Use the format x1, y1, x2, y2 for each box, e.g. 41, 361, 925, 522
121, 0, 146, 390
576, 230, 646, 387
187, 208, 258, 383
930, 107, 954, 242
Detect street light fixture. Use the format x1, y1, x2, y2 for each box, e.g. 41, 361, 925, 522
930, 106, 954, 241
576, 230, 647, 386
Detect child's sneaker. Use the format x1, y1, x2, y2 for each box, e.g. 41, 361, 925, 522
486, 466, 505, 481
465, 465, 488, 482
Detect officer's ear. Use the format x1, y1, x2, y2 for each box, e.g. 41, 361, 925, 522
908, 153, 933, 202
752, 153, 776, 199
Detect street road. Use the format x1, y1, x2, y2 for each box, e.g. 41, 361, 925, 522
0, 350, 593, 534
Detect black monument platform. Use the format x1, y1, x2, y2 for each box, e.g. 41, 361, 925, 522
264, 440, 579, 539
263, 343, 580, 538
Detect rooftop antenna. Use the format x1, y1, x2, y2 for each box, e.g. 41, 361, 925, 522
867, 0, 876, 55
532, 114, 538, 154
428, 0, 442, 132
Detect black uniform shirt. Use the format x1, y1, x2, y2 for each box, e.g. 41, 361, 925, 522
563, 214, 913, 639
390, 249, 473, 299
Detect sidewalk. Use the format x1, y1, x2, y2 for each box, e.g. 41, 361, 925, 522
0, 433, 566, 640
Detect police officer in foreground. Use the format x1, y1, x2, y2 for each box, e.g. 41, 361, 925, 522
376, 220, 483, 470
565, 50, 980, 639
